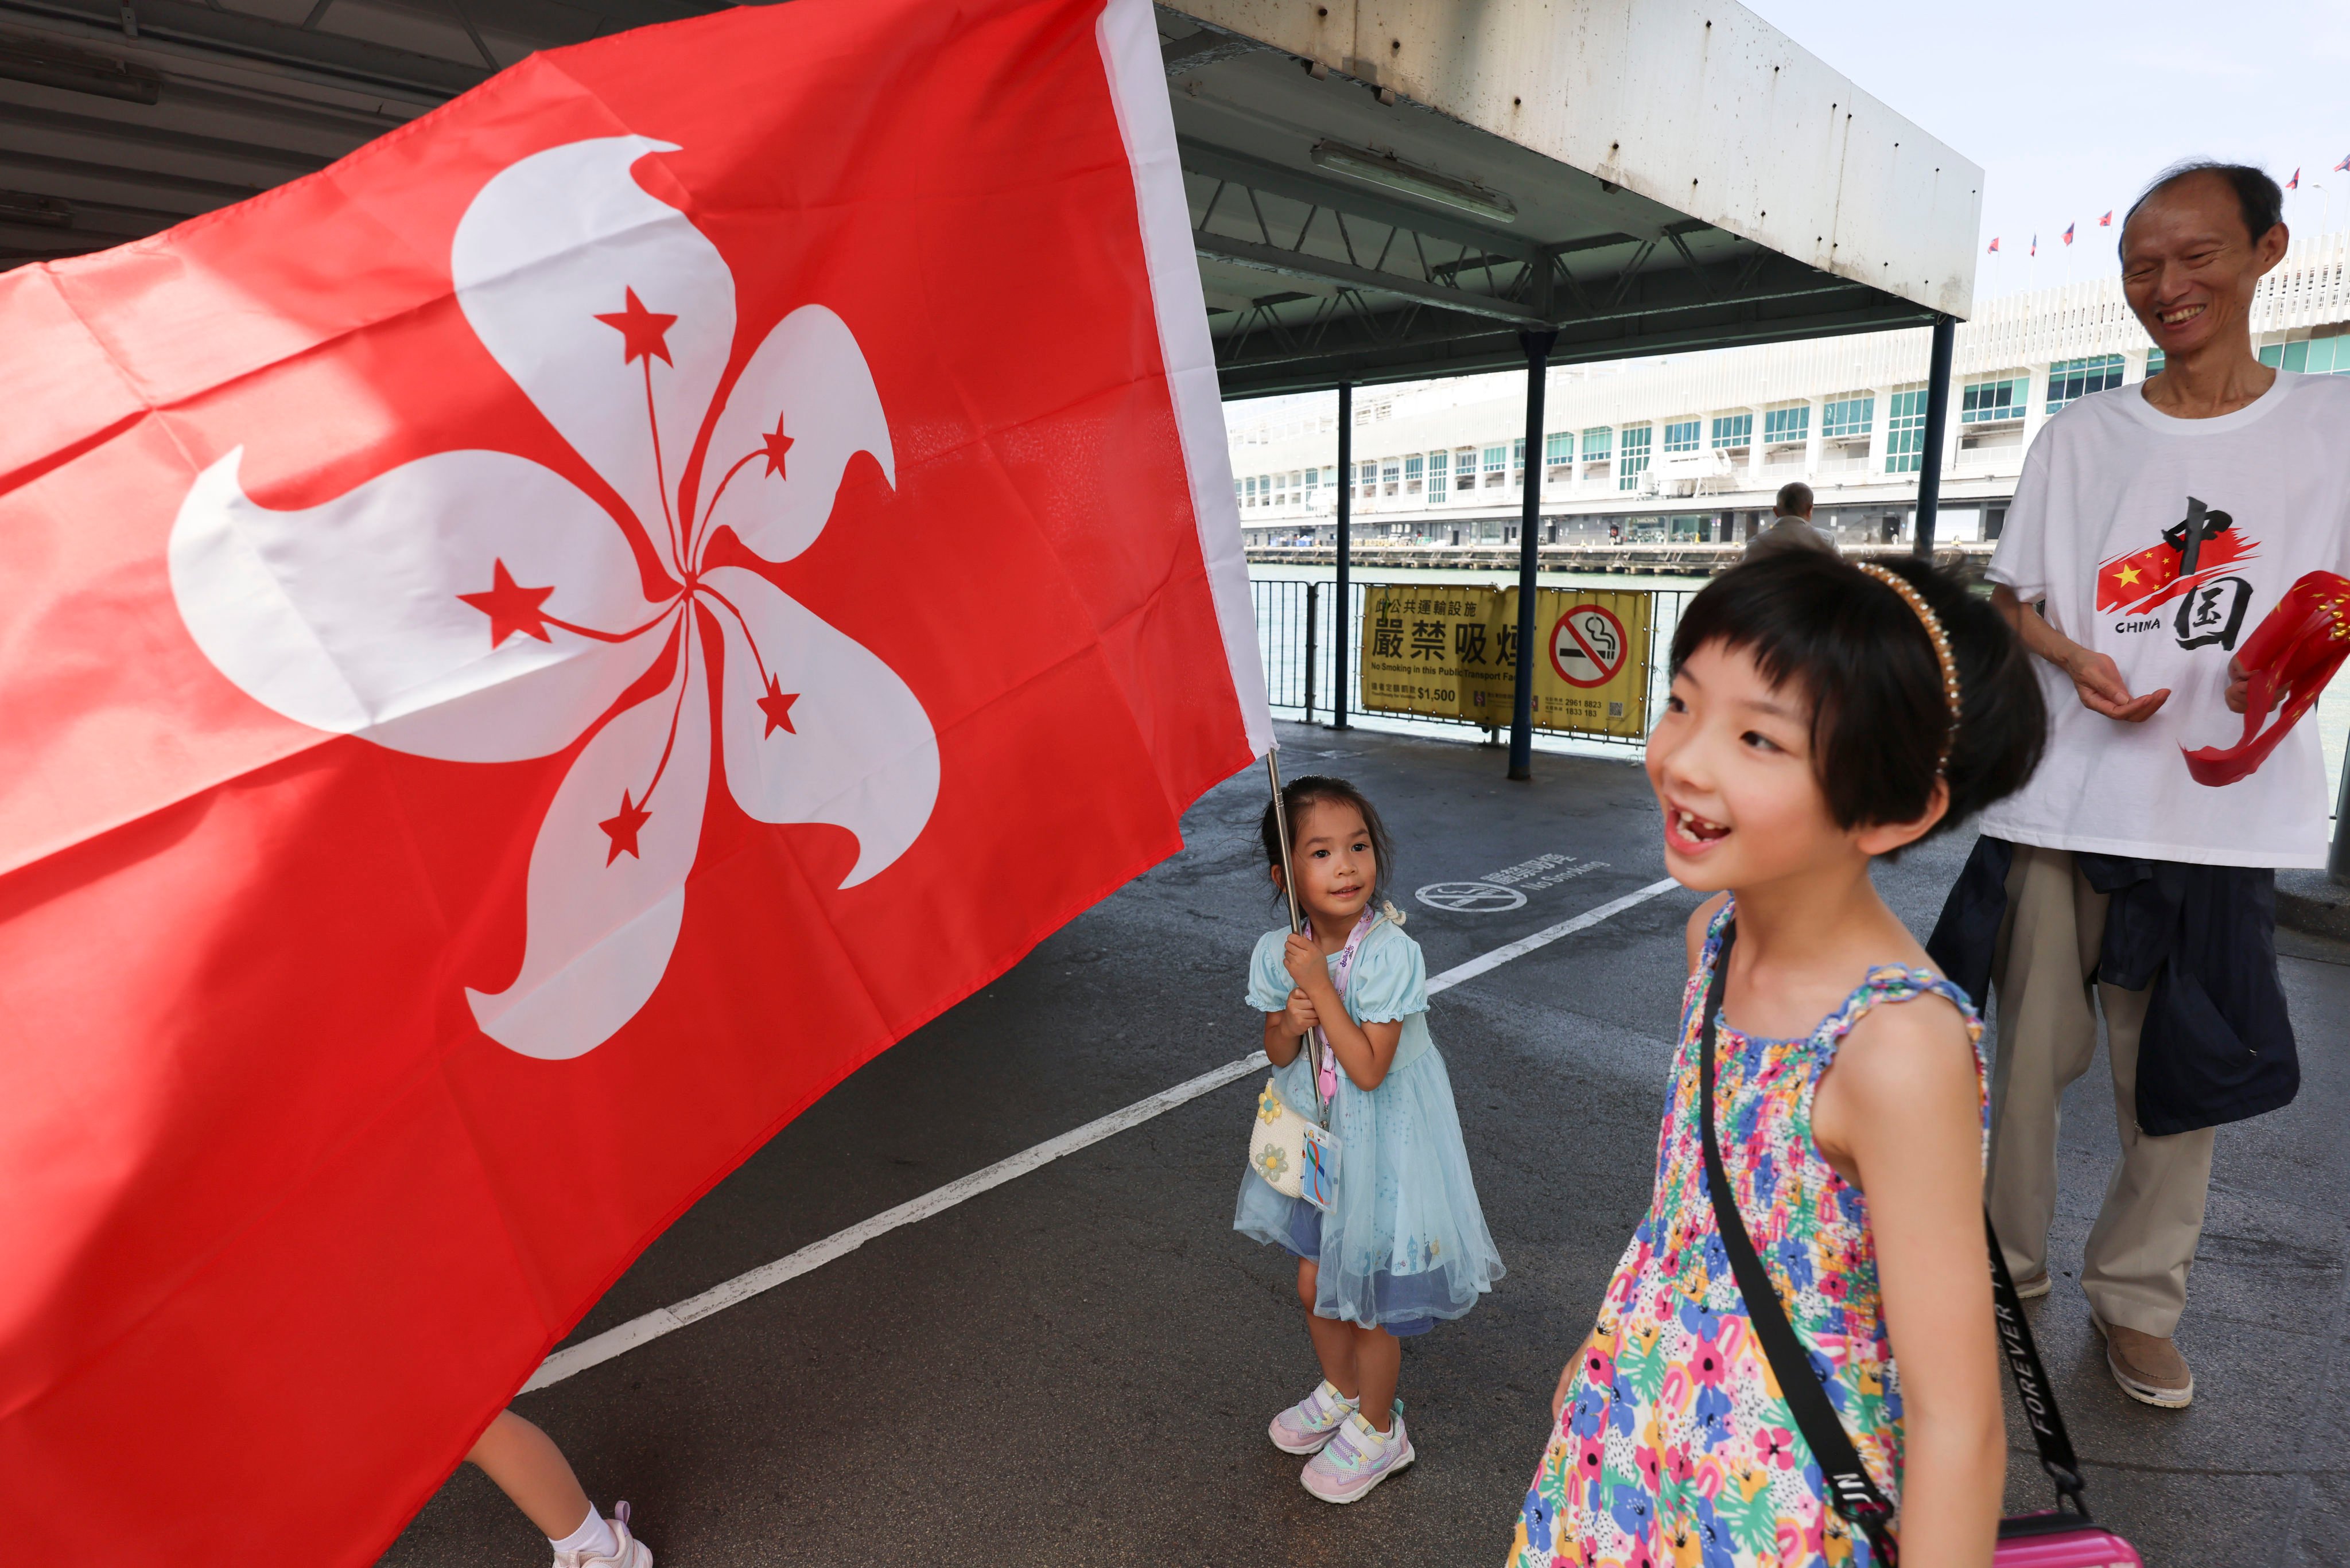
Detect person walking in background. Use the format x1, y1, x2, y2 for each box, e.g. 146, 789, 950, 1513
1741, 481, 1837, 561
1237, 775, 1504, 1504
1510, 553, 2044, 1567
1929, 160, 2350, 1410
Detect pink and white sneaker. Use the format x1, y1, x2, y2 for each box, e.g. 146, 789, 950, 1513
1268, 1379, 1359, 1454
1300, 1409, 1414, 1503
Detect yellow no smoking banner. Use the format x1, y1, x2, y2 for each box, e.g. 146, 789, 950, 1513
1359, 585, 1652, 739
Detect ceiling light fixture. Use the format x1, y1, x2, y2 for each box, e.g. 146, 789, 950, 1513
0, 37, 161, 104
1310, 140, 1517, 224
0, 189, 75, 228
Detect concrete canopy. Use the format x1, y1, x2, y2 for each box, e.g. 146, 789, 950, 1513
1166, 1, 1980, 395
0, 0, 1979, 394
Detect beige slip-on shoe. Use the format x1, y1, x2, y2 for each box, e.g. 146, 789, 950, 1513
2091, 1314, 2193, 1409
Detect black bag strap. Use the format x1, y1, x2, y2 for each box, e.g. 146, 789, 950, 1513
1986, 1208, 2093, 1521
1700, 920, 2100, 1560
1698, 921, 1900, 1562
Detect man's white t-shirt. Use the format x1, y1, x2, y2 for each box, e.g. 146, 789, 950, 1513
1981, 371, 2350, 869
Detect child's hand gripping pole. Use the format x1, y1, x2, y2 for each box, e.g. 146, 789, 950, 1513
1264, 749, 1322, 1097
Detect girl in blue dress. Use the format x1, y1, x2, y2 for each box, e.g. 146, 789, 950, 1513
1236, 775, 1504, 1504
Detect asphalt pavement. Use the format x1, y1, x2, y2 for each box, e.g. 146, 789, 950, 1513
381, 718, 2350, 1567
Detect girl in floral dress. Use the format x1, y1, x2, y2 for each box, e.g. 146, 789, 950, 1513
1509, 553, 2049, 1568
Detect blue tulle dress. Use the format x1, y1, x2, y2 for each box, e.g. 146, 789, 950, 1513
1233, 913, 1504, 1334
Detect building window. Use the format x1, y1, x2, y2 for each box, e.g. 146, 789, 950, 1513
1762, 404, 1808, 444
2145, 349, 2166, 378
1664, 419, 1702, 454
1618, 425, 1652, 490
2046, 354, 2124, 413
1710, 413, 1753, 449
1821, 395, 1873, 441
1380, 457, 1400, 496
1513, 438, 1525, 480
1961, 374, 2027, 423
1428, 450, 1448, 503
1404, 454, 1423, 493
1303, 467, 1318, 502
1483, 445, 1507, 487
1545, 430, 1574, 466
2262, 334, 2349, 375
1884, 388, 1928, 474
1357, 460, 1377, 498
1583, 426, 1611, 462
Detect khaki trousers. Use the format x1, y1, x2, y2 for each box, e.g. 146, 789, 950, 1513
1985, 845, 2216, 1338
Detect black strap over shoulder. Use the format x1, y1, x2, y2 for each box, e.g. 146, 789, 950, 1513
1699, 919, 2098, 1563
1697, 920, 1900, 1561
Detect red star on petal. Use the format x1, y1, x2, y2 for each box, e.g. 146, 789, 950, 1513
756, 675, 799, 737
759, 415, 795, 478
456, 559, 557, 647
593, 287, 678, 366
599, 790, 652, 863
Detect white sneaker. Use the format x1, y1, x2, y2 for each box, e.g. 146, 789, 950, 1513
1268, 1379, 1359, 1454
1300, 1409, 1415, 1503
554, 1502, 652, 1568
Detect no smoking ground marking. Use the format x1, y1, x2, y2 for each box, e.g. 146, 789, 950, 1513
1415, 881, 1527, 914
1550, 604, 1628, 688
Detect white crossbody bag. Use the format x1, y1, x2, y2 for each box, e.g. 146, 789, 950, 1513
1246, 906, 1378, 1211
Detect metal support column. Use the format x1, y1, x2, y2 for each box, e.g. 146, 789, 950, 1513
1508, 330, 1557, 781
2330, 738, 2350, 887
1912, 313, 1957, 557
1333, 382, 1352, 730
1302, 582, 1319, 723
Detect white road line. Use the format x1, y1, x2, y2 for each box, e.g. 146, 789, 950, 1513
521, 874, 1687, 1392
1423, 876, 1681, 996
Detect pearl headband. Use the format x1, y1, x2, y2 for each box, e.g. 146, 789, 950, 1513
1854, 563, 1962, 773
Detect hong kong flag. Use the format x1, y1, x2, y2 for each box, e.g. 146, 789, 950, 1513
0, 0, 1265, 1559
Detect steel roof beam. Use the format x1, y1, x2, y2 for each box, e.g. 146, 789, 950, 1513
0, 0, 492, 100
1178, 137, 1537, 266
1214, 294, 1925, 398
0, 96, 336, 179
1197, 229, 1547, 329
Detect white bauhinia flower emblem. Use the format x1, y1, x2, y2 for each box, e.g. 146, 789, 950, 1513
168, 135, 940, 1060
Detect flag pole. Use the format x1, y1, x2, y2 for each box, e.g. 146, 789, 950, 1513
1264, 748, 1321, 1094
1267, 748, 1303, 938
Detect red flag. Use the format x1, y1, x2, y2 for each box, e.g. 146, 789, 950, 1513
0, 0, 1264, 1559
2062, 223, 2076, 246
2031, 234, 2038, 256
2099, 209, 2114, 225
2337, 154, 2350, 173
1987, 236, 2001, 254
2288, 169, 2300, 190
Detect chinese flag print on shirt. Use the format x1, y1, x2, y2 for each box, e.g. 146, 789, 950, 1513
2095, 495, 2260, 623
0, 0, 1264, 1559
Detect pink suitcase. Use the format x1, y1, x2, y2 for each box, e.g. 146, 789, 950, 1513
1996, 1511, 2144, 1566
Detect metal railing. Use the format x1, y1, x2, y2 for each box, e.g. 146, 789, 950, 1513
1249, 575, 1695, 751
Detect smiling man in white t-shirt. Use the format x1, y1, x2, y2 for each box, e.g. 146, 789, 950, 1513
1963, 162, 2350, 1410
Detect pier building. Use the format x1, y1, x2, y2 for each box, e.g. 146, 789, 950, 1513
1226, 235, 2350, 554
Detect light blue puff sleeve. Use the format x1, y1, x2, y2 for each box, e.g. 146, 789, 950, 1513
1347, 925, 1428, 1023
1246, 928, 1295, 1013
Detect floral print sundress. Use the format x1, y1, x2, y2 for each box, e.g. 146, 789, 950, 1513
1508, 901, 1983, 1568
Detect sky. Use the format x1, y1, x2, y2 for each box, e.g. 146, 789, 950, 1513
1739, 0, 2350, 296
